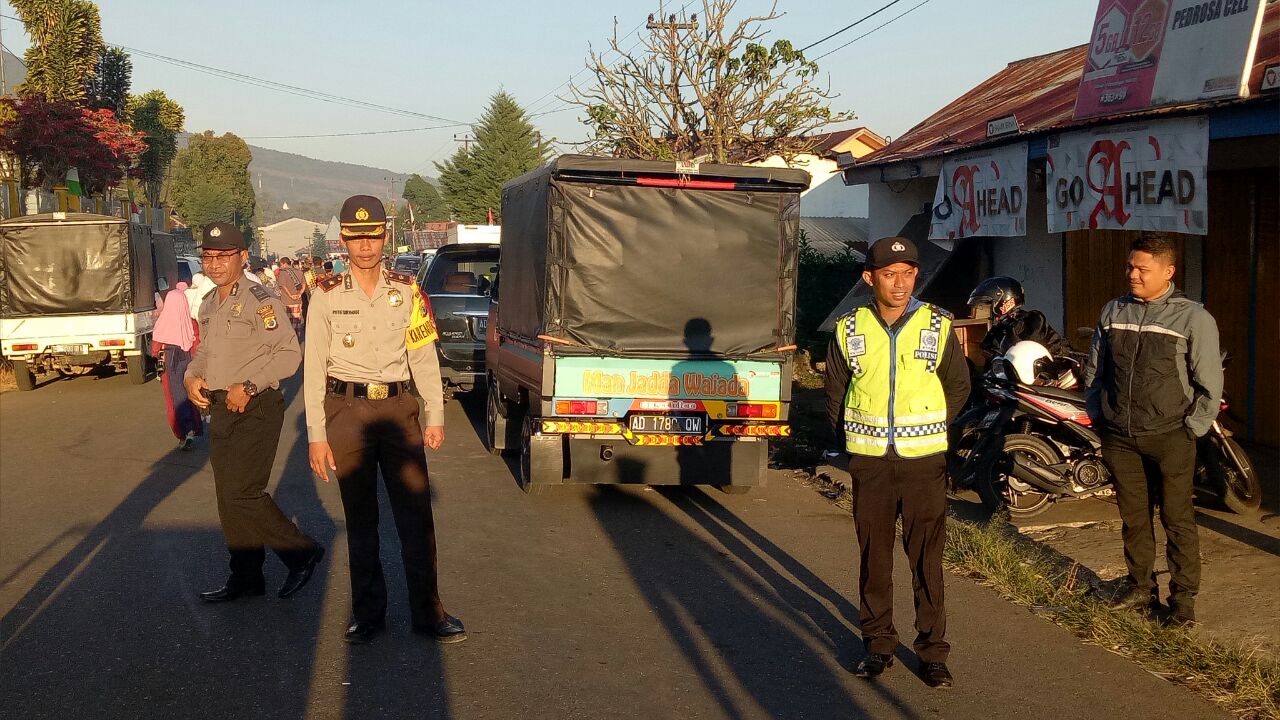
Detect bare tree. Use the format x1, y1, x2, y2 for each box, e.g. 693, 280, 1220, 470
567, 0, 854, 163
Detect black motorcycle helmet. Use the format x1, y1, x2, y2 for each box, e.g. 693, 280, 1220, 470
967, 276, 1026, 318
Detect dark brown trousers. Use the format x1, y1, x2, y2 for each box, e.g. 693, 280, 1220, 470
209, 389, 317, 583
848, 451, 949, 663
325, 389, 444, 628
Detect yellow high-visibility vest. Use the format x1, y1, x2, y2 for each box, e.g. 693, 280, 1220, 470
835, 301, 951, 458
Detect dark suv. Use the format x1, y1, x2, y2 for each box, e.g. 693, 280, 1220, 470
416, 243, 499, 392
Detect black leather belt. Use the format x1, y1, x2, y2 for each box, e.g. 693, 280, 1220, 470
327, 377, 411, 400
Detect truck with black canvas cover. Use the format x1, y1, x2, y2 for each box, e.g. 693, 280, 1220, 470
485, 155, 810, 493
0, 212, 179, 390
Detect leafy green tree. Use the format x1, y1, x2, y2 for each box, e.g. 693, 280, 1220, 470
127, 90, 184, 207
175, 177, 234, 232
168, 131, 256, 241
85, 47, 131, 114
309, 227, 328, 258
568, 0, 854, 162
12, 0, 104, 103
435, 91, 550, 223
401, 174, 450, 224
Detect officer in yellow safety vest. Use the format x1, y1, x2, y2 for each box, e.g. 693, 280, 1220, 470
824, 236, 970, 689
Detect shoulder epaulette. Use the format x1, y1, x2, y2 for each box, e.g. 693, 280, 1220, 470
928, 304, 954, 321
387, 270, 414, 286
318, 274, 344, 292
202, 288, 217, 301
249, 284, 271, 302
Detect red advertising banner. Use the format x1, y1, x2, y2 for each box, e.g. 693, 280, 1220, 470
1075, 0, 1265, 119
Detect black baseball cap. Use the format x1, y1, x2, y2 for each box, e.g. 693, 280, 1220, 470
201, 222, 247, 251
865, 236, 919, 269
339, 195, 387, 239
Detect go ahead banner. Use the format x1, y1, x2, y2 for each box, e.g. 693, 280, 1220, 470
929, 142, 1029, 240
1046, 115, 1209, 235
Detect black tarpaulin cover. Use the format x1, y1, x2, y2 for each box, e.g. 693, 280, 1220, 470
499, 156, 809, 358
0, 213, 157, 316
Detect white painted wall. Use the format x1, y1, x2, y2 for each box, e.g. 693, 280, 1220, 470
988, 187, 1065, 330
755, 154, 869, 217
866, 178, 934, 240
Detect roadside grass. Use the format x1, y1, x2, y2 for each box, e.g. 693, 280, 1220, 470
945, 518, 1280, 720
797, 452, 1279, 719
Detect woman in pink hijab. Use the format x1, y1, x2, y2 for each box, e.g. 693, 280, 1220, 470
152, 281, 203, 449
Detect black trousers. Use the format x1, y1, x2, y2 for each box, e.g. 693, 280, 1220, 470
848, 451, 949, 663
1102, 427, 1200, 607
325, 389, 444, 628
209, 388, 317, 583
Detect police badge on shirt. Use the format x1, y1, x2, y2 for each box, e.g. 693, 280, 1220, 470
915, 329, 940, 361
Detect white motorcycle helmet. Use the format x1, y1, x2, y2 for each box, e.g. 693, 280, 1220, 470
1004, 341, 1053, 385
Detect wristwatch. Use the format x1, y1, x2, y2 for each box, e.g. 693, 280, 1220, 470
241, 380, 258, 397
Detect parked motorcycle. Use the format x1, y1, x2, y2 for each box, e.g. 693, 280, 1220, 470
950, 346, 1261, 518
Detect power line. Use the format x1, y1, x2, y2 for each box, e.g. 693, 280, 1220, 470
0, 13, 466, 124
242, 123, 468, 140
0, 41, 25, 69
523, 0, 698, 118
799, 0, 907, 53
810, 0, 934, 62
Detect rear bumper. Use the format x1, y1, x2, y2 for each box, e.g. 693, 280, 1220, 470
559, 436, 768, 486
437, 343, 485, 386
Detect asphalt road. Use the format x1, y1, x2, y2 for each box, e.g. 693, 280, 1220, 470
0, 372, 1231, 719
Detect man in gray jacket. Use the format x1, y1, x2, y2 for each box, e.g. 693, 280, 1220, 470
1083, 235, 1222, 625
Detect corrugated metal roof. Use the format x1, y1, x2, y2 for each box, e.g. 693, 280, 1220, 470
800, 217, 869, 259
854, 3, 1279, 168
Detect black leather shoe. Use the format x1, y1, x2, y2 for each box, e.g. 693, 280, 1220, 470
344, 620, 384, 644
415, 615, 467, 644
278, 546, 325, 599
921, 661, 954, 689
852, 653, 894, 678
199, 581, 265, 603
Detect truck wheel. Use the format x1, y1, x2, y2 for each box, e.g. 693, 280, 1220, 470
126, 354, 148, 384
12, 360, 36, 391
519, 415, 562, 494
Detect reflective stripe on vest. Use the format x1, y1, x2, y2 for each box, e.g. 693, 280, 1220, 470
836, 304, 951, 458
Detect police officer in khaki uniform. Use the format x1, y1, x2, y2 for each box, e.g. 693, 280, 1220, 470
184, 222, 325, 602
304, 196, 465, 645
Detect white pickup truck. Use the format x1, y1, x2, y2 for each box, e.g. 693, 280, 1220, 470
0, 212, 180, 391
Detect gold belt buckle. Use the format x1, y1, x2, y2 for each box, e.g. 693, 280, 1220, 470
366, 382, 389, 400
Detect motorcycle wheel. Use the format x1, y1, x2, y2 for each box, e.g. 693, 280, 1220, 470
977, 433, 1056, 518
947, 425, 983, 491
1208, 436, 1262, 514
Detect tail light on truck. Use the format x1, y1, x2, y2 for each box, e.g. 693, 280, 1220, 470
555, 399, 609, 416
726, 403, 779, 419
100, 339, 126, 347
11, 343, 38, 352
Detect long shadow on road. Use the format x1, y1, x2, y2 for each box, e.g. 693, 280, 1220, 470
588, 483, 915, 720
0, 378, 351, 720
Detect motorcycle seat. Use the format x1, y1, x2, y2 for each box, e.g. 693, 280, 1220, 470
1017, 383, 1085, 403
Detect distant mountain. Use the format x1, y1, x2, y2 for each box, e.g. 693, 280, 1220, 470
2, 48, 22, 94
180, 136, 432, 227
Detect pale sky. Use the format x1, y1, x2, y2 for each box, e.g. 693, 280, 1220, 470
0, 0, 1102, 175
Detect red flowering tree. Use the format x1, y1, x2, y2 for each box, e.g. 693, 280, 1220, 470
79, 106, 146, 195
0, 94, 147, 193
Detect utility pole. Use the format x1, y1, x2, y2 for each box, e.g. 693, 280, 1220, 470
647, 13, 698, 157
453, 133, 474, 153
1, 14, 7, 96
384, 176, 400, 248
